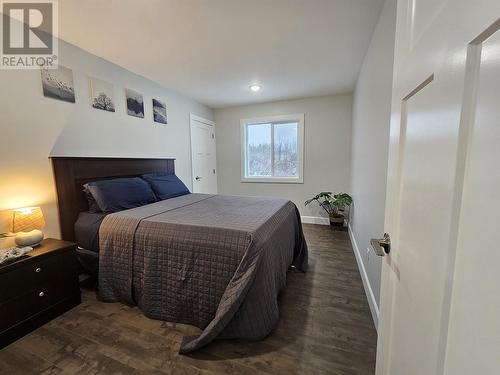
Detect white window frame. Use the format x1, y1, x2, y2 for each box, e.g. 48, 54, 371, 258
240, 113, 304, 183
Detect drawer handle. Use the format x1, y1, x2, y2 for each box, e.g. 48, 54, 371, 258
39, 291, 45, 297
35, 267, 42, 273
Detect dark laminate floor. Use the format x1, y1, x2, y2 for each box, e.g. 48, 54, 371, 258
0, 224, 377, 374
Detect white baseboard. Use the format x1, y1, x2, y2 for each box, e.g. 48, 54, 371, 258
348, 224, 379, 330
301, 216, 329, 225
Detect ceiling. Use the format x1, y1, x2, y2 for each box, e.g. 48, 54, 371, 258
59, 0, 385, 108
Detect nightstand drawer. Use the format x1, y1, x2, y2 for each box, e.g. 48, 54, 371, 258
0, 281, 77, 333
0, 251, 77, 302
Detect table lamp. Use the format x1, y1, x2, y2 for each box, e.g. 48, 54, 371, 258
11, 207, 46, 247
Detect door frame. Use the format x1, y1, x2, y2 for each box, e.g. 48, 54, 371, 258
189, 114, 217, 192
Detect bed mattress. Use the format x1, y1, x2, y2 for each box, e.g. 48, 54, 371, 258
74, 211, 107, 253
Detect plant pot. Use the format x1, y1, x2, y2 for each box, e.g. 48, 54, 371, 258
329, 215, 345, 227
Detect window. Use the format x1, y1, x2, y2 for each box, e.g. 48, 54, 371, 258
241, 114, 304, 183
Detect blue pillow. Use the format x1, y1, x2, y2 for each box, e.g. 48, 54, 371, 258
84, 177, 158, 213
141, 173, 190, 200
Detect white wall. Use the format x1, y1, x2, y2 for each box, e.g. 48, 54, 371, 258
214, 94, 353, 220
0, 38, 213, 243
348, 0, 396, 326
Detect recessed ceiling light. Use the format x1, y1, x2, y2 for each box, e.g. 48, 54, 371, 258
249, 84, 261, 92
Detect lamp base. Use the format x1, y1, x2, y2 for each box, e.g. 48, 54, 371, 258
15, 230, 44, 247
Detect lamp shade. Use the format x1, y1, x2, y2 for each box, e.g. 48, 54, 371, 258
11, 207, 45, 233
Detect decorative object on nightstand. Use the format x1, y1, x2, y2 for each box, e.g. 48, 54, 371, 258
0, 238, 81, 348
11, 207, 46, 247
0, 246, 33, 265
305, 192, 353, 227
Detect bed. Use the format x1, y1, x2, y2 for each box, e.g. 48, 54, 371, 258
51, 157, 308, 353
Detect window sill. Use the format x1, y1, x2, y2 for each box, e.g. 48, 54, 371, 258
241, 177, 303, 184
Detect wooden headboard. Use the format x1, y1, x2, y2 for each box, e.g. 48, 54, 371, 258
50, 157, 175, 241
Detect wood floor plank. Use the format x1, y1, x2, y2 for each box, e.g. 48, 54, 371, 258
0, 346, 59, 374
0, 224, 377, 374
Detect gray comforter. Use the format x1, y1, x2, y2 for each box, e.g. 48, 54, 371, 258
98, 194, 308, 353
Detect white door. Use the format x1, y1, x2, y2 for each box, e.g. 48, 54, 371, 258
375, 1, 500, 374
190, 115, 217, 194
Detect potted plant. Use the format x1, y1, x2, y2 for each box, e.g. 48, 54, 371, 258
305, 192, 353, 227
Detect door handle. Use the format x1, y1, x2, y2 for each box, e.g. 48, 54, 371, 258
370, 233, 391, 256
195, 176, 201, 181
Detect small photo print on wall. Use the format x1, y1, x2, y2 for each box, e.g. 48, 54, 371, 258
152, 98, 167, 124
41, 66, 76, 103
89, 77, 115, 112
125, 89, 144, 118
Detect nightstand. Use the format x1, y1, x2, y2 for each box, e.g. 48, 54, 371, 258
0, 238, 81, 348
